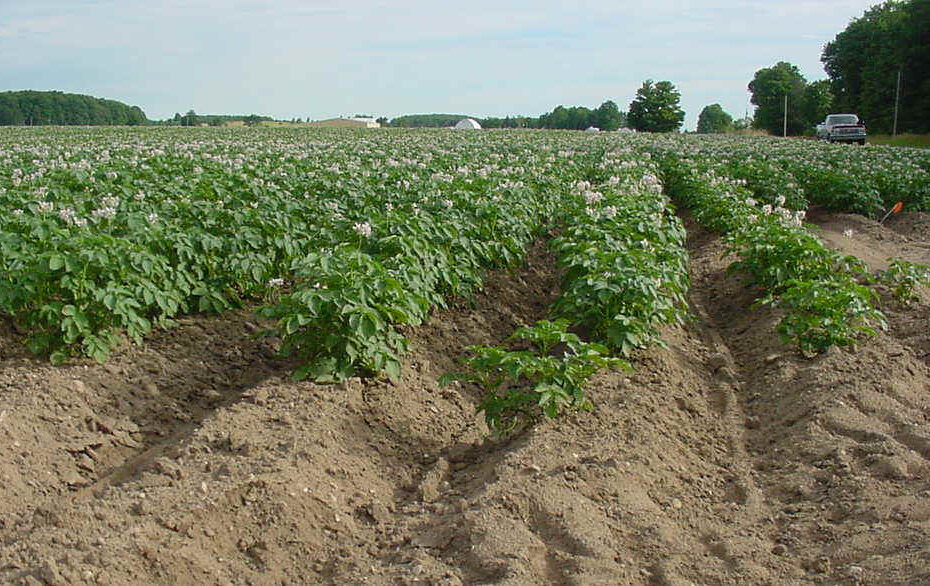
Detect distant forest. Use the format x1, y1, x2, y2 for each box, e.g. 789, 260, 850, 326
150, 111, 276, 126
387, 114, 471, 128
0, 91, 148, 126
389, 101, 627, 131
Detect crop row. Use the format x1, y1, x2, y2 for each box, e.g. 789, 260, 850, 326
647, 134, 930, 218
0, 128, 560, 373
659, 153, 886, 353
2, 127, 926, 414
549, 150, 689, 355
444, 148, 690, 433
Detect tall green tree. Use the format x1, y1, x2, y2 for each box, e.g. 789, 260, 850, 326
802, 79, 834, 126
823, 0, 930, 133
901, 0, 930, 133
748, 62, 808, 135
696, 104, 733, 134
627, 80, 685, 133
594, 100, 624, 131
181, 109, 199, 127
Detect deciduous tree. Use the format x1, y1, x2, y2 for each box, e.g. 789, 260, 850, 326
748, 62, 808, 135
0, 90, 148, 126
822, 0, 930, 133
595, 100, 625, 131
696, 104, 733, 134
803, 80, 834, 127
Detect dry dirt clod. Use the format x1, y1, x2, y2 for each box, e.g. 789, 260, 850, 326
715, 366, 738, 383
846, 565, 865, 578
811, 556, 832, 574
871, 456, 909, 480
707, 352, 730, 371
35, 559, 63, 585
417, 458, 450, 503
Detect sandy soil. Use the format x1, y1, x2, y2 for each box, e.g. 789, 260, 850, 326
1, 212, 929, 586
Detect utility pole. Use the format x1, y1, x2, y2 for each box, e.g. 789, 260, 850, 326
892, 68, 902, 137
783, 94, 788, 137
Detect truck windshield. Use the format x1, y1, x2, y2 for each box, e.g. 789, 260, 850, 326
829, 115, 858, 125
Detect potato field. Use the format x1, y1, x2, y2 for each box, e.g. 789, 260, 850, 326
1, 127, 930, 585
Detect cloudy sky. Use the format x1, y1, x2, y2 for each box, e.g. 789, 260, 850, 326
1, 0, 879, 129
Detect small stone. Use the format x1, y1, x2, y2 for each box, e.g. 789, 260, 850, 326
707, 352, 729, 371
201, 388, 222, 401
61, 468, 86, 487
715, 366, 738, 383
772, 544, 788, 556
77, 454, 96, 471
670, 498, 683, 510
246, 389, 270, 405
131, 499, 153, 516
365, 501, 390, 525
812, 556, 832, 574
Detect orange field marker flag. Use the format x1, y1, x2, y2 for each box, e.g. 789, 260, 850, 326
880, 201, 904, 224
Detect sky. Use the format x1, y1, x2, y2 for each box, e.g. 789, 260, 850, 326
0, 0, 881, 130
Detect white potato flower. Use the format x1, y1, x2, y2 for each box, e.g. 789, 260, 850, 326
353, 221, 372, 237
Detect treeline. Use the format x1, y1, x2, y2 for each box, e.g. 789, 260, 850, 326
748, 63, 834, 136
822, 0, 929, 134
0, 91, 148, 126
481, 101, 626, 130
745, 0, 929, 136
388, 114, 472, 128
152, 111, 274, 126
527, 101, 626, 131
389, 101, 628, 131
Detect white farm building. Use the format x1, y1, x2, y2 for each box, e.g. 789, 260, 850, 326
454, 118, 482, 130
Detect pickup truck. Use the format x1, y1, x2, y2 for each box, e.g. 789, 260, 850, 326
816, 114, 867, 144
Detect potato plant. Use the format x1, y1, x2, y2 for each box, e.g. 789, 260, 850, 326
659, 154, 886, 355
1, 127, 927, 394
